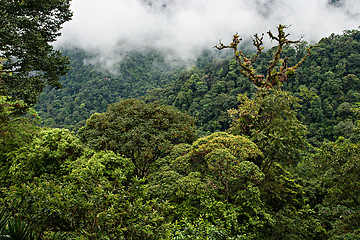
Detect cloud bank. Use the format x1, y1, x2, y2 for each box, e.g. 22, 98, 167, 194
56, 0, 360, 66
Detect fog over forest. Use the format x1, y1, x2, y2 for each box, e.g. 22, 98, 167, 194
56, 0, 360, 67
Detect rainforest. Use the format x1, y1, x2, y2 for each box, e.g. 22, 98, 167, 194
1, 0, 360, 239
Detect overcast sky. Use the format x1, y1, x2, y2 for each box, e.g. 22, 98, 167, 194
56, 0, 360, 66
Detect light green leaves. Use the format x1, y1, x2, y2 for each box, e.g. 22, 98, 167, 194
9, 128, 84, 182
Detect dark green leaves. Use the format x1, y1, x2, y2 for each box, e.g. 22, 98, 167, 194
0, 0, 72, 105
79, 99, 197, 178
229, 88, 308, 171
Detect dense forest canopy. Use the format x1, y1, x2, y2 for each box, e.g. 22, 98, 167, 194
0, 0, 72, 106
1, 1, 360, 239
35, 48, 192, 130
35, 27, 360, 144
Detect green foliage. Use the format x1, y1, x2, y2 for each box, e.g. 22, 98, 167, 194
2, 149, 170, 239
285, 29, 360, 141
31, 28, 360, 142
65, 149, 135, 182
0, 96, 41, 187
4, 18, 360, 239
8, 128, 85, 183
0, 0, 72, 105
169, 217, 232, 240
0, 96, 40, 143
295, 85, 324, 145
259, 163, 304, 211
176, 132, 264, 199
270, 205, 328, 240
228, 88, 308, 172
0, 209, 39, 240
2, 217, 39, 240
296, 138, 360, 238
147, 132, 273, 238
306, 139, 360, 208
146, 59, 251, 134
35, 49, 184, 130
79, 99, 197, 177
0, 209, 9, 237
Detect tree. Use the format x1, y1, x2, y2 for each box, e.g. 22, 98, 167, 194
79, 99, 197, 178
228, 89, 308, 172
0, 0, 72, 105
215, 24, 316, 89
175, 132, 263, 199
147, 132, 273, 238
215, 24, 314, 88
215, 25, 311, 171
8, 128, 85, 183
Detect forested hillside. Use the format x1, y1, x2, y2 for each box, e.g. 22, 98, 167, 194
35, 48, 193, 129
287, 30, 360, 143
145, 29, 360, 142
1, 1, 360, 238
36, 29, 360, 144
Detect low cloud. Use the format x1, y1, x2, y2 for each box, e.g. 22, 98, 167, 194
56, 0, 360, 67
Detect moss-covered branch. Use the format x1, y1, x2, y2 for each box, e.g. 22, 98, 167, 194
215, 24, 317, 88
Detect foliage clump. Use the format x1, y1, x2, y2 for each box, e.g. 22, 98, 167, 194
148, 132, 274, 239
79, 98, 197, 177
228, 88, 308, 172
0, 0, 72, 105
